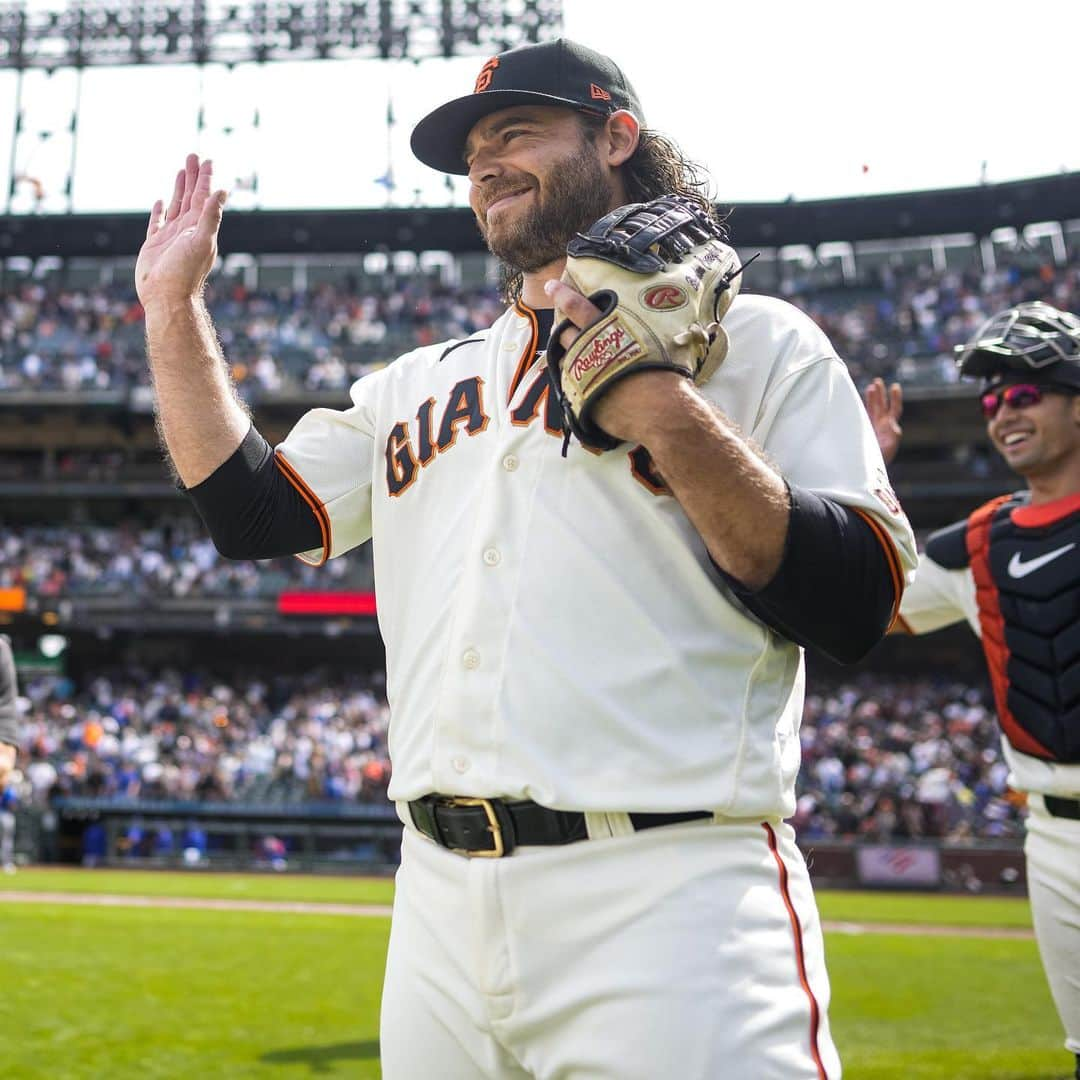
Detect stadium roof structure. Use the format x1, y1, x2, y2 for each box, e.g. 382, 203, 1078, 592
0, 0, 562, 67
1, 169, 1078, 258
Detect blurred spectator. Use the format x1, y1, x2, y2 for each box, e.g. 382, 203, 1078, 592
255, 834, 288, 871
182, 822, 208, 865
81, 820, 107, 866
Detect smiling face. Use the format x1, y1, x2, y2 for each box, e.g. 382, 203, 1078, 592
464, 105, 621, 275
986, 379, 1080, 481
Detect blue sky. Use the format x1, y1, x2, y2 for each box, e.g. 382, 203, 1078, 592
1, 0, 1077, 214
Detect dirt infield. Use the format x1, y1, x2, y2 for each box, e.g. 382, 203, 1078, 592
821, 918, 1033, 939
0, 890, 394, 917
0, 890, 1035, 937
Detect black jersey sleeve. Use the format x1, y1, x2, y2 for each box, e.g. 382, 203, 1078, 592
923, 519, 971, 569
184, 424, 324, 560
720, 484, 900, 664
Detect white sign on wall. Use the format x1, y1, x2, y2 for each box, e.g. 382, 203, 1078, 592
855, 845, 941, 887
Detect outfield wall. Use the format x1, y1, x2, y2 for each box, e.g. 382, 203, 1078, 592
8, 799, 1028, 895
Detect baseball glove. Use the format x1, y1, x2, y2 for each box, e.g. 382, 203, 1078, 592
546, 194, 747, 453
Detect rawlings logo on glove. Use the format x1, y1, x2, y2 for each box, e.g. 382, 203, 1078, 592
568, 322, 645, 382
546, 194, 750, 453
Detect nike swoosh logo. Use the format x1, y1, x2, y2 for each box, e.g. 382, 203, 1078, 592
1007, 543, 1076, 579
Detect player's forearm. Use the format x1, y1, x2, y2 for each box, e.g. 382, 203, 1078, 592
639, 382, 789, 590
643, 389, 898, 660
143, 297, 251, 487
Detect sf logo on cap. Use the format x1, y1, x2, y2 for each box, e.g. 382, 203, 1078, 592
474, 57, 499, 92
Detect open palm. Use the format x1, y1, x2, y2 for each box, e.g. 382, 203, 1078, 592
864, 377, 903, 466
136, 154, 226, 308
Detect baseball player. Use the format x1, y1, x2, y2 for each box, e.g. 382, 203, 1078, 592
137, 38, 915, 1079
868, 302, 1080, 1080
0, 637, 20, 873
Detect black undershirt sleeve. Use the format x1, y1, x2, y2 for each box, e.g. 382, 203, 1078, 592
183, 424, 323, 560
720, 483, 898, 665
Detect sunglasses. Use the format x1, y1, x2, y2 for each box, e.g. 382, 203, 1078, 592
980, 383, 1057, 420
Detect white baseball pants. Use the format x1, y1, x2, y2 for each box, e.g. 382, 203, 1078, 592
380, 814, 840, 1079
1026, 796, 1080, 1056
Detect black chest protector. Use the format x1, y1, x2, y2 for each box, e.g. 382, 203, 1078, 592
960, 493, 1080, 762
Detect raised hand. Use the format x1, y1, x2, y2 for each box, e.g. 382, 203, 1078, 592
136, 154, 227, 309
864, 377, 903, 466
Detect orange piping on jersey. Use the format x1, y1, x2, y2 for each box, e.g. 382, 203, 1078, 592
509, 301, 540, 405
1011, 491, 1080, 528
274, 451, 331, 567
851, 508, 904, 626
966, 496, 1054, 760
893, 613, 916, 635
763, 822, 829, 1080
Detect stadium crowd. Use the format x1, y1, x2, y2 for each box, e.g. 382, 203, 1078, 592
0, 274, 505, 395
787, 255, 1080, 386
795, 676, 1025, 843
4, 665, 1025, 841
2, 251, 1078, 392
0, 519, 373, 598
12, 666, 391, 808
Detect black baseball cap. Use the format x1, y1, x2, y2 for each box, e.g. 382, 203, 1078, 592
410, 38, 645, 176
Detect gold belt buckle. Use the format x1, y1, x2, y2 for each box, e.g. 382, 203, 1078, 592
447, 797, 505, 858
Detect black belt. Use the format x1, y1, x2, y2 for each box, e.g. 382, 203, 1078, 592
409, 795, 712, 858
1044, 795, 1080, 821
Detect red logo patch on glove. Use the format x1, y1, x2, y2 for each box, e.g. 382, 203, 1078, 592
641, 285, 688, 311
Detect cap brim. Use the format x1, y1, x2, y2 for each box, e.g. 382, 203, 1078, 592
410, 90, 602, 175
960, 350, 1080, 389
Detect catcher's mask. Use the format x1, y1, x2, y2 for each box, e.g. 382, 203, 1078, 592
955, 301, 1080, 392
411, 38, 644, 176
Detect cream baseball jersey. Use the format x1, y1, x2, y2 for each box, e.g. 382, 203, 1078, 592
276, 293, 917, 817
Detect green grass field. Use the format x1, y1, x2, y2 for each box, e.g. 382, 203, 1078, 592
0, 869, 1068, 1079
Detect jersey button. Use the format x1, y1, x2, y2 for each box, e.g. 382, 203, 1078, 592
451, 756, 471, 774
462, 648, 481, 670
482, 548, 501, 566
502, 454, 519, 472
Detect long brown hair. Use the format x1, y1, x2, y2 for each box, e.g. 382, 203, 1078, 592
500, 112, 725, 304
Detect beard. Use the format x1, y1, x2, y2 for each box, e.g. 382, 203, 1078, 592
477, 140, 617, 274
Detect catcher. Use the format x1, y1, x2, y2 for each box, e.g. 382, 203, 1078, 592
868, 302, 1080, 1080
138, 38, 915, 1079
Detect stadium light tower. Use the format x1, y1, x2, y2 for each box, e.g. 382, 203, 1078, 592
0, 1, 563, 66
0, 0, 563, 211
